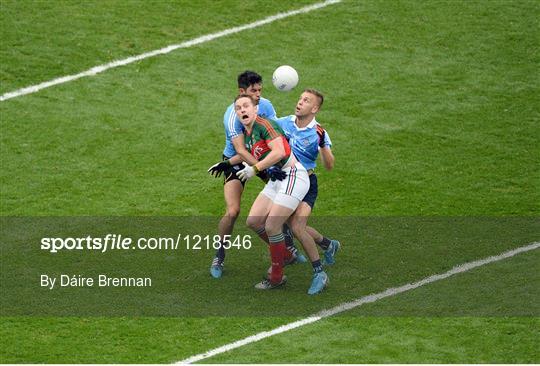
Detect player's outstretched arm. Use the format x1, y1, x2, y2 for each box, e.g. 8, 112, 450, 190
319, 146, 334, 171
231, 135, 259, 166
317, 126, 334, 170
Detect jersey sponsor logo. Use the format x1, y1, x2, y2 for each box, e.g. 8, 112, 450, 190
252, 141, 270, 160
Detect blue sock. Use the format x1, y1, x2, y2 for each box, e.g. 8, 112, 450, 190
317, 237, 331, 250
312, 259, 323, 274
282, 223, 295, 250
215, 241, 225, 264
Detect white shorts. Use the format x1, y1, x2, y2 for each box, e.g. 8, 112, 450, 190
261, 162, 310, 210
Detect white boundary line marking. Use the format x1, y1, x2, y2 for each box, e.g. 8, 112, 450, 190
0, 0, 342, 102
178, 241, 540, 364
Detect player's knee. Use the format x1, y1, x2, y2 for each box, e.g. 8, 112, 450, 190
289, 216, 307, 237
246, 215, 263, 230
225, 206, 241, 219
264, 220, 282, 236
289, 221, 304, 239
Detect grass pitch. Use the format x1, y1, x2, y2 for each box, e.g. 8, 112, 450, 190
1, 0, 539, 363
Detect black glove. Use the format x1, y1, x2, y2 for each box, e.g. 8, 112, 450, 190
316, 125, 326, 148
207, 160, 230, 178
266, 166, 287, 181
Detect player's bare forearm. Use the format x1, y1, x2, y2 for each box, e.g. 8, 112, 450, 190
227, 155, 242, 165
319, 147, 334, 170
256, 149, 284, 171
255, 137, 286, 171
238, 150, 259, 165
231, 136, 258, 165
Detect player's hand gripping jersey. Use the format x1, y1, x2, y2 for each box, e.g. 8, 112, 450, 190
244, 116, 310, 210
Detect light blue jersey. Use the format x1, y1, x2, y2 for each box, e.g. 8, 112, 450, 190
275, 115, 332, 171
222, 97, 277, 158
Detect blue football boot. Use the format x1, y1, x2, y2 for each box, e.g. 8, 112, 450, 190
308, 271, 328, 295
210, 257, 223, 279
323, 240, 341, 266
284, 250, 308, 265
294, 251, 308, 263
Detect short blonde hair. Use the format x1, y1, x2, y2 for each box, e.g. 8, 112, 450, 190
304, 88, 324, 107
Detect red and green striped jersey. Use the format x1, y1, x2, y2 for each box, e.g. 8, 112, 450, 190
244, 116, 291, 167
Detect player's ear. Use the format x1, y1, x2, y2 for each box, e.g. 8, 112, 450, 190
312, 104, 320, 114
239, 88, 246, 94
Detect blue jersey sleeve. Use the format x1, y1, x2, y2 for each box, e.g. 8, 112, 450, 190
224, 105, 243, 140
222, 104, 245, 158
322, 129, 332, 148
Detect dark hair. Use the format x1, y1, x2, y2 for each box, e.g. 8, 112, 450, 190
234, 93, 256, 105
238, 71, 263, 89
304, 88, 324, 107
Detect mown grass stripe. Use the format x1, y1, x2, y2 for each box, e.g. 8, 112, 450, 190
0, 0, 341, 102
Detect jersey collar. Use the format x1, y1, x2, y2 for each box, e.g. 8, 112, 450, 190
293, 116, 318, 131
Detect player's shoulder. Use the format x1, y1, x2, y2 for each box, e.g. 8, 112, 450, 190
259, 97, 274, 107
255, 115, 271, 127
314, 119, 326, 132
275, 114, 295, 124
273, 115, 292, 131
223, 102, 235, 120
257, 97, 277, 119
255, 116, 280, 132
224, 102, 235, 116
276, 114, 294, 121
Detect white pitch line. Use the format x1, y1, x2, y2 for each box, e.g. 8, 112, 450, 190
178, 241, 540, 364
0, 0, 342, 102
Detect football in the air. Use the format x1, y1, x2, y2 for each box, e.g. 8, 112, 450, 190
272, 65, 299, 92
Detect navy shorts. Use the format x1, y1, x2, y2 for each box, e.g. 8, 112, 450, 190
222, 155, 246, 185
302, 173, 318, 209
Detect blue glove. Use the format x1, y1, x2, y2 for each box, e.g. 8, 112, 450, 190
267, 166, 287, 181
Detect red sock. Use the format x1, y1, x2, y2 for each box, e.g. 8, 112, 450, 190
255, 227, 269, 244
257, 228, 292, 262
269, 241, 286, 284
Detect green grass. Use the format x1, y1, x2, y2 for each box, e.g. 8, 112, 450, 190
3, 317, 538, 363
2, 217, 537, 318
1, 0, 538, 215
0, 0, 316, 94
0, 316, 288, 363
204, 317, 540, 364
1, 0, 539, 363
204, 249, 540, 363
2, 241, 538, 363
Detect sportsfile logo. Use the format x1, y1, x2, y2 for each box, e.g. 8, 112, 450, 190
41, 234, 135, 253
40, 234, 252, 253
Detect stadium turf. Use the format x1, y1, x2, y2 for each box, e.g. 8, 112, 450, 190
1, 0, 538, 363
